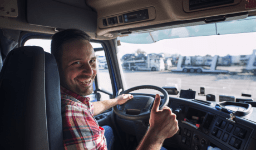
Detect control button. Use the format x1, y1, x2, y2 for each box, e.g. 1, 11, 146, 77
226, 124, 234, 133
220, 121, 227, 129
238, 129, 247, 139
211, 127, 218, 136
201, 139, 206, 145
222, 133, 229, 142
187, 130, 191, 137
181, 136, 186, 144
215, 119, 222, 127
114, 17, 118, 24
186, 139, 191, 146
229, 137, 236, 146
108, 17, 118, 25
193, 135, 199, 141
233, 127, 241, 136
195, 145, 200, 150
183, 128, 187, 135
216, 130, 223, 139
118, 16, 123, 23
123, 14, 128, 22
102, 19, 107, 26
234, 139, 242, 149
203, 128, 209, 134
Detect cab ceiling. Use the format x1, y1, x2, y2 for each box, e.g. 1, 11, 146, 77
1, 0, 256, 40
86, 0, 256, 38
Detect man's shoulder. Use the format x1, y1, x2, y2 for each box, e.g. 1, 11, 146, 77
61, 98, 90, 113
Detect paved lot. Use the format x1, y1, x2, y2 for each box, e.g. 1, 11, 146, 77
98, 67, 256, 101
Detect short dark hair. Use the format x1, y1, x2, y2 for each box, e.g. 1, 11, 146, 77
51, 29, 90, 65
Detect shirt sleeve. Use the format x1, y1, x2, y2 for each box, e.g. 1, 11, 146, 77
62, 104, 106, 150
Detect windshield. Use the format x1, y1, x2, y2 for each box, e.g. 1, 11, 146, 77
117, 16, 256, 102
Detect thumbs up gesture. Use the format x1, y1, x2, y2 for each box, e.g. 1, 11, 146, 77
149, 94, 179, 142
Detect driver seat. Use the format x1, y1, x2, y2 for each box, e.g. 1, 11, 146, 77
0, 46, 64, 150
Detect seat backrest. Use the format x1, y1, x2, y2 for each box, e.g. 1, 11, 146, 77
0, 46, 64, 150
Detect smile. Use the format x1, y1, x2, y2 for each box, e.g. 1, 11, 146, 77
78, 79, 92, 87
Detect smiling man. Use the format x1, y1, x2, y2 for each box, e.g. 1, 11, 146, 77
51, 29, 178, 150
51, 29, 133, 150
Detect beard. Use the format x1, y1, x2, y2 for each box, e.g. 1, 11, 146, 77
74, 74, 96, 96
75, 84, 94, 96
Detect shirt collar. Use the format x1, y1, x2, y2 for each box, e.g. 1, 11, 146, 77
60, 86, 90, 103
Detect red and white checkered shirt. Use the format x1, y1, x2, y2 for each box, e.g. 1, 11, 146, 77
61, 87, 107, 150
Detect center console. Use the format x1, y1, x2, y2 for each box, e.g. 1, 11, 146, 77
166, 98, 256, 150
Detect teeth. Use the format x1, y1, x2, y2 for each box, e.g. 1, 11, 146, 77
79, 79, 91, 84
83, 80, 90, 83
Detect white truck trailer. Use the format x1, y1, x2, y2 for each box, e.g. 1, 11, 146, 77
122, 53, 165, 71
242, 50, 256, 75
171, 55, 229, 73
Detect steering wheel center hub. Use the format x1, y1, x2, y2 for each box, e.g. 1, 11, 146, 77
113, 85, 169, 120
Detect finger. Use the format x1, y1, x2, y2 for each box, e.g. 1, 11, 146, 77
124, 94, 133, 99
152, 94, 161, 112
125, 94, 133, 99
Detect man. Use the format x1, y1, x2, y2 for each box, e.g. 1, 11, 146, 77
51, 29, 179, 150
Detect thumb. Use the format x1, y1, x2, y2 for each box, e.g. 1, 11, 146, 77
152, 94, 161, 112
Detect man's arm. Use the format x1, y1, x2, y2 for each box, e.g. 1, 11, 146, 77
92, 94, 133, 116
136, 94, 179, 150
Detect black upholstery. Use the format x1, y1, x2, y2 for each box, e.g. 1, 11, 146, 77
0, 46, 64, 150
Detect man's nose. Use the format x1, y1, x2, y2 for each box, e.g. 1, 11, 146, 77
81, 63, 94, 75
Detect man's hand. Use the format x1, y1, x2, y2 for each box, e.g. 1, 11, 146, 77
92, 94, 133, 116
115, 94, 133, 105
148, 94, 179, 142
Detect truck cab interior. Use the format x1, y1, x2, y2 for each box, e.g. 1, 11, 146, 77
0, 0, 256, 150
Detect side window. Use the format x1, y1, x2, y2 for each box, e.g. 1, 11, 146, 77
24, 39, 113, 101
95, 50, 113, 100
25, 39, 51, 53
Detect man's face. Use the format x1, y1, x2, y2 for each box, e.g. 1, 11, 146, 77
59, 39, 97, 96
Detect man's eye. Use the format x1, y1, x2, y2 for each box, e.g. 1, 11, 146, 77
90, 59, 96, 63
72, 61, 80, 65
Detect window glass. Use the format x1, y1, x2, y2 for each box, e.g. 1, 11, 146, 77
95, 50, 113, 100
117, 16, 256, 102
24, 39, 112, 101
25, 39, 51, 53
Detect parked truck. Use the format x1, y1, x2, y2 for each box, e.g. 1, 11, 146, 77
218, 55, 232, 66
122, 53, 165, 71
242, 49, 256, 75
171, 55, 229, 73
164, 57, 173, 70
231, 55, 240, 65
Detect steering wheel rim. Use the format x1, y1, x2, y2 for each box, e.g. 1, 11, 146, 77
113, 85, 169, 120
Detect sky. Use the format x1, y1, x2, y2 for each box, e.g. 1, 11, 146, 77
117, 32, 256, 57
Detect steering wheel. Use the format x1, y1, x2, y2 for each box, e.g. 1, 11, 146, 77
113, 85, 169, 120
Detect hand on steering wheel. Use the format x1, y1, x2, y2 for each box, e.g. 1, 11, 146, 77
149, 94, 179, 141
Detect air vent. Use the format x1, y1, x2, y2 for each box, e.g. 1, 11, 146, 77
192, 99, 211, 106
189, 0, 234, 10
183, 0, 241, 13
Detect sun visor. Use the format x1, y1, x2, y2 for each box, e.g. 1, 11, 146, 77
118, 15, 256, 44
27, 0, 97, 33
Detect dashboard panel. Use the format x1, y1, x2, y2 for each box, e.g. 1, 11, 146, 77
166, 97, 256, 150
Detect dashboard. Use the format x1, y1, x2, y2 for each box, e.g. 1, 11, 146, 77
165, 97, 256, 150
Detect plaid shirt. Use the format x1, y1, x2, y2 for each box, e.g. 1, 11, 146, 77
61, 87, 107, 150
